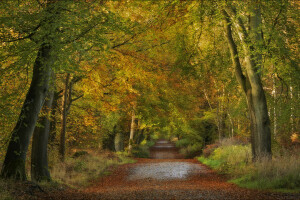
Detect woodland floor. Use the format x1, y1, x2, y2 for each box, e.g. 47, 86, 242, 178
16, 140, 300, 200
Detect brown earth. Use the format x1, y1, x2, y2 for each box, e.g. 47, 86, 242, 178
21, 140, 300, 200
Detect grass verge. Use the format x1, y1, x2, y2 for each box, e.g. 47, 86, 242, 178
197, 140, 300, 193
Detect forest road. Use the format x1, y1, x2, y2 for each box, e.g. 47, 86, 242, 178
43, 140, 300, 200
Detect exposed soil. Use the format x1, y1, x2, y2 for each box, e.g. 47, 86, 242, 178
28, 140, 300, 199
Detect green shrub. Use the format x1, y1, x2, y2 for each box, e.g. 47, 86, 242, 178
202, 143, 219, 157
198, 156, 222, 169
176, 138, 190, 148
211, 144, 251, 174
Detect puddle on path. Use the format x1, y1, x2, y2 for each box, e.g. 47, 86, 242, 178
128, 162, 207, 181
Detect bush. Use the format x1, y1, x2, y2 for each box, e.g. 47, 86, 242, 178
202, 143, 219, 158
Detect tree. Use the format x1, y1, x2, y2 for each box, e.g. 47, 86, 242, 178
1, 0, 123, 179
59, 74, 83, 161
1, 1, 59, 179
222, 3, 272, 159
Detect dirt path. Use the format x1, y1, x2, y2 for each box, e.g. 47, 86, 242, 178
43, 140, 299, 200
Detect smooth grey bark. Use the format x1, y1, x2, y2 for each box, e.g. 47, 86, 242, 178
223, 6, 272, 160
31, 86, 54, 182
0, 44, 54, 180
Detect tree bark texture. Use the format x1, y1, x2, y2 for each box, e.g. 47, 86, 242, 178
223, 6, 272, 160
1, 44, 54, 180
31, 87, 54, 182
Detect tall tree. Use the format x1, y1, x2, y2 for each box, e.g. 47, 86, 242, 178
1, 0, 119, 179
222, 2, 272, 159
1, 1, 60, 179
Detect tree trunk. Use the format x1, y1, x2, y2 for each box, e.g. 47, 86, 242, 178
241, 7, 272, 159
290, 84, 294, 135
59, 73, 70, 162
114, 132, 124, 152
31, 86, 54, 182
272, 70, 277, 138
1, 44, 54, 180
223, 7, 272, 160
228, 113, 234, 138
48, 89, 62, 145
128, 109, 136, 153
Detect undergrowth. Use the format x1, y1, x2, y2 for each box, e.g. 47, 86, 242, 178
50, 150, 135, 187
0, 150, 135, 199
198, 139, 300, 193
0, 179, 13, 200
176, 138, 203, 158
131, 140, 155, 158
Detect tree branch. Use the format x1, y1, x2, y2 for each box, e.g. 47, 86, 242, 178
222, 9, 247, 93
112, 34, 137, 49
1, 23, 40, 43
71, 94, 84, 103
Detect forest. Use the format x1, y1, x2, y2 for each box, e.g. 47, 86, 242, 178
0, 0, 299, 199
